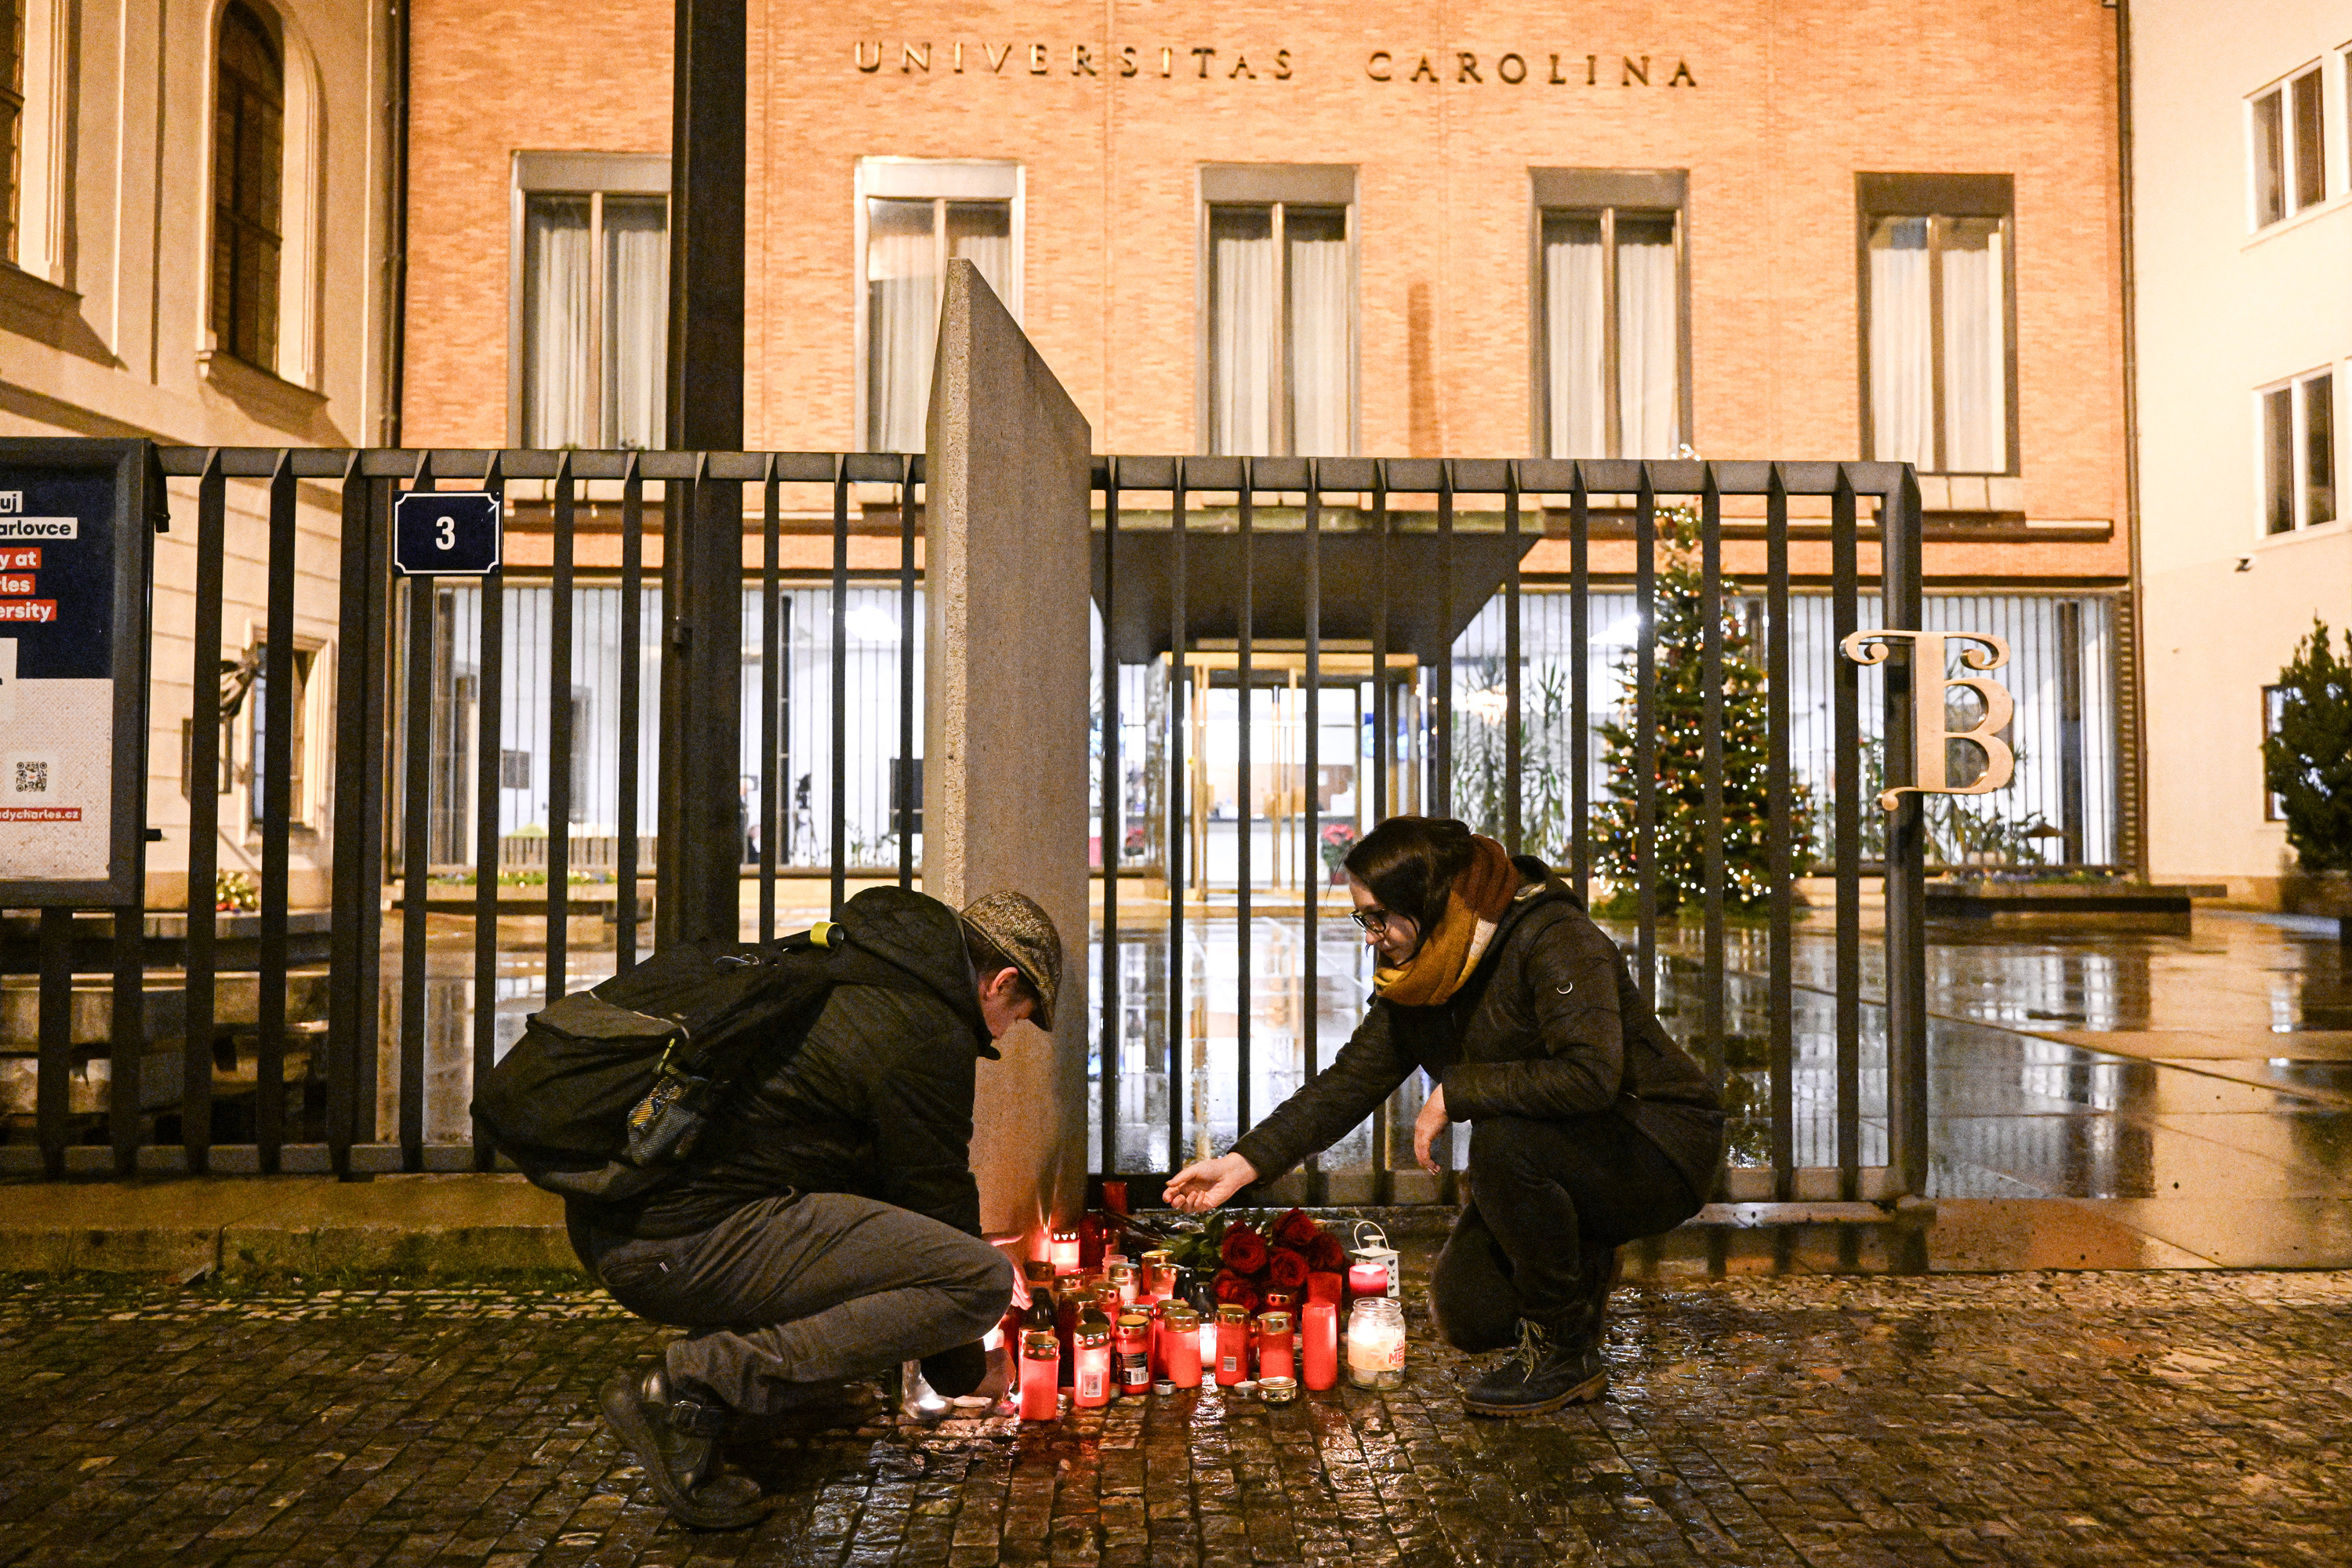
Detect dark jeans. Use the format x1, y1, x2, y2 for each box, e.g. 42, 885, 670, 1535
1431, 1113, 1703, 1352
572, 1192, 1014, 1417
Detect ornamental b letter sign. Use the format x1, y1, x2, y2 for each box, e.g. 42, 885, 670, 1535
1838, 630, 2016, 812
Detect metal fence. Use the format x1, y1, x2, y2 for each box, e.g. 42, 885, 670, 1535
2, 446, 1936, 1206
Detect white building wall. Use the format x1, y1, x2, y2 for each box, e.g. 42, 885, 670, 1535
2132, 0, 2352, 900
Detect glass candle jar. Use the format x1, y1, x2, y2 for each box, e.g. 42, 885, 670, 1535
1255, 1311, 1294, 1383
1049, 1231, 1081, 1275
1163, 1305, 1203, 1389
1214, 1305, 1250, 1386
1018, 1330, 1062, 1421
1264, 1290, 1301, 1358
1305, 1271, 1345, 1305
1107, 1261, 1138, 1307
1345, 1298, 1406, 1390
1115, 1312, 1152, 1396
1301, 1299, 1339, 1391
1138, 1250, 1174, 1302
1075, 1326, 1113, 1409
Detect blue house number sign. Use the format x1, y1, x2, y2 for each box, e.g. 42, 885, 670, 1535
394, 492, 503, 576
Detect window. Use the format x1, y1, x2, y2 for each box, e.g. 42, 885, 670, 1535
2251, 66, 2326, 227
1200, 163, 1355, 457
247, 644, 314, 826
2, 0, 21, 263
2261, 370, 2336, 534
1860, 174, 2015, 476
1533, 169, 1687, 459
858, 159, 1019, 452
211, 1, 284, 371
512, 153, 670, 449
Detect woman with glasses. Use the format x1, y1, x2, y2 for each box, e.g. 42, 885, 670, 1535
1163, 815, 1722, 1416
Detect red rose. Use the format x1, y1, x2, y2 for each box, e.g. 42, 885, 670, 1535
1271, 1207, 1323, 1250
1307, 1231, 1349, 1272
1221, 1226, 1270, 1275
1210, 1271, 1261, 1315
1266, 1247, 1311, 1291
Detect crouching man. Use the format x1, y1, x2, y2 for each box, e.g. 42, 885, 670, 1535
568, 887, 1059, 1527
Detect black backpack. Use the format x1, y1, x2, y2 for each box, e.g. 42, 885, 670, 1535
474, 922, 857, 1201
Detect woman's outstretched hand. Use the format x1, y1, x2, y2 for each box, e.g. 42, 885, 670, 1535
1412, 1083, 1450, 1174
1162, 1152, 1260, 1213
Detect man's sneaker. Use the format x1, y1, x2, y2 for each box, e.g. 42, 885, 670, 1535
598, 1367, 767, 1530
1462, 1321, 1608, 1418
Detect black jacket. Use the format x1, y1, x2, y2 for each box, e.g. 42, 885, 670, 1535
591, 886, 994, 1240
1231, 858, 1725, 1200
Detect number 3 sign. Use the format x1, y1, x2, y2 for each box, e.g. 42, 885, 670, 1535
394, 492, 502, 576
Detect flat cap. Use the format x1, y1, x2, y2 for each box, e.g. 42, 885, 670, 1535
960, 891, 1063, 1031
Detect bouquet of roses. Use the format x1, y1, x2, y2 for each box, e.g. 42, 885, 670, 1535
1169, 1207, 1350, 1317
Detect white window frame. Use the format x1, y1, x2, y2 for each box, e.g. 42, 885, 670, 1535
852, 158, 1023, 452
1195, 162, 1359, 458
2258, 367, 2338, 535
506, 151, 671, 448
2248, 62, 2328, 230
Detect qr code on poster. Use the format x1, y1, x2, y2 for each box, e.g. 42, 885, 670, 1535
14, 759, 49, 794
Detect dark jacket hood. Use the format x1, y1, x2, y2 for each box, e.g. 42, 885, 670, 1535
835, 885, 996, 1057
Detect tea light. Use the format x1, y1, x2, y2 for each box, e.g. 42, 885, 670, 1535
1258, 1375, 1298, 1405
1049, 1231, 1082, 1275
1018, 1330, 1062, 1421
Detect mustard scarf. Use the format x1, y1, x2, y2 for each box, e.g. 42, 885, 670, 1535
1372, 836, 1520, 1007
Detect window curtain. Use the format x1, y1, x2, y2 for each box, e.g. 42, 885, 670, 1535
946, 201, 1013, 306
523, 194, 593, 448
1615, 214, 1680, 457
1541, 213, 1604, 458
2306, 374, 2336, 528
602, 197, 668, 450
1209, 205, 1276, 456
1868, 216, 1933, 470
865, 198, 937, 452
2263, 387, 2296, 534
1939, 218, 2006, 474
1286, 207, 1352, 456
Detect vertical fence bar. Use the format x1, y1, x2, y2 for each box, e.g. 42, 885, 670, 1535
1698, 470, 1726, 1096
1766, 466, 1796, 1199
1432, 463, 1454, 818
1504, 464, 1523, 855
35, 908, 70, 1174
1570, 466, 1590, 902
183, 452, 226, 1171
758, 457, 780, 939
398, 453, 437, 1168
898, 454, 917, 893
546, 457, 576, 996
1634, 470, 1658, 1003
1882, 470, 1931, 1198
1167, 459, 1188, 1175
469, 456, 506, 1170
1236, 458, 1254, 1138
616, 456, 644, 974
256, 452, 299, 1167
109, 894, 143, 1175
1831, 468, 1862, 1198
327, 459, 391, 1165
829, 457, 849, 916
1100, 459, 1120, 1172
1372, 463, 1389, 823
1301, 460, 1322, 1200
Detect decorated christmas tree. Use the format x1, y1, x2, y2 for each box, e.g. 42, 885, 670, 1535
1592, 497, 1816, 912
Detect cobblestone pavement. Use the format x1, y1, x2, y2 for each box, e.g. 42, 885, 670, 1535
6, 1269, 2352, 1568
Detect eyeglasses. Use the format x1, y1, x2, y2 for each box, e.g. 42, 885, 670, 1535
1348, 907, 1406, 936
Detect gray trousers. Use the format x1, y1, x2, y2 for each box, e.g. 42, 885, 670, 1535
576, 1192, 1014, 1417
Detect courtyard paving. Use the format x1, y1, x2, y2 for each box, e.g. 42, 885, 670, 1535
6, 1265, 2350, 1568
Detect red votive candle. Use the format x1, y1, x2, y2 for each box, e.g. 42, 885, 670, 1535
1255, 1311, 1294, 1383
1301, 1300, 1338, 1391
1075, 1326, 1112, 1409
1305, 1271, 1345, 1305
1018, 1330, 1061, 1420
1165, 1305, 1203, 1389
1214, 1305, 1250, 1386
1049, 1231, 1081, 1275
1116, 1312, 1152, 1396
1347, 1260, 1388, 1300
